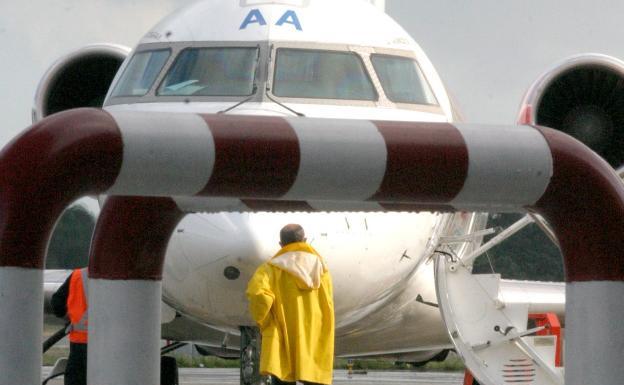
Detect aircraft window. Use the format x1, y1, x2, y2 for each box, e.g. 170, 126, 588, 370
371, 54, 438, 105
158, 47, 258, 96
273, 49, 376, 101
111, 49, 170, 97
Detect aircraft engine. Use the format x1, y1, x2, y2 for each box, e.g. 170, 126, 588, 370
518, 54, 624, 168
32, 44, 130, 123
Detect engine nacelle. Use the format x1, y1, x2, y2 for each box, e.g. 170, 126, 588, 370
32, 44, 130, 123
518, 54, 624, 168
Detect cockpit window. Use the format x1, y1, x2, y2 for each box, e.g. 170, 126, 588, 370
371, 54, 438, 105
158, 47, 258, 96
111, 49, 170, 97
273, 49, 376, 101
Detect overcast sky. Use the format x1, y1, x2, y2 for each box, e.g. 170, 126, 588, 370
388, 0, 624, 125
2, 0, 624, 145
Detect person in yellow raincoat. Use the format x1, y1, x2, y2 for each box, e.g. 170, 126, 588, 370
246, 224, 334, 385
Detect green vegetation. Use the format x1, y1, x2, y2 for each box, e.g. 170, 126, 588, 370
44, 348, 465, 371
167, 352, 464, 371
46, 204, 96, 269
473, 213, 564, 282
334, 352, 464, 372
43, 347, 69, 366
418, 354, 465, 371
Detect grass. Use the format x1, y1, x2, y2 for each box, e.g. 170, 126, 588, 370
43, 347, 69, 366
334, 352, 465, 372
42, 319, 466, 373
167, 351, 465, 371
418, 353, 465, 371
43, 349, 465, 371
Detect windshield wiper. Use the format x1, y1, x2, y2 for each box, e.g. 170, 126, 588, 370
265, 92, 305, 117
218, 45, 260, 114
265, 44, 305, 117
217, 85, 258, 114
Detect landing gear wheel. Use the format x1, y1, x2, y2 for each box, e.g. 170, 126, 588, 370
161, 355, 179, 385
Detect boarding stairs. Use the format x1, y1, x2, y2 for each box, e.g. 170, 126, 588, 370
435, 213, 564, 385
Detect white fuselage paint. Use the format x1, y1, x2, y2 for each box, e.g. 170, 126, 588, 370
88, 279, 162, 385
160, 210, 454, 356
369, 0, 385, 12
0, 267, 43, 385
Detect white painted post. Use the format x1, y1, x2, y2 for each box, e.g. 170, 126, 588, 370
0, 268, 43, 385
88, 280, 162, 385
566, 282, 624, 384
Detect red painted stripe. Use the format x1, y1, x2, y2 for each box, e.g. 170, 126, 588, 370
533, 126, 624, 282
0, 108, 123, 268
200, 115, 299, 198
370, 121, 468, 203
241, 199, 315, 212
89, 197, 184, 280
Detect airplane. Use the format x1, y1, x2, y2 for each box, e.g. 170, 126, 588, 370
28, 0, 624, 384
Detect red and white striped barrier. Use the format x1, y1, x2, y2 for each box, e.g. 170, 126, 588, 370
87, 196, 183, 385
0, 108, 622, 384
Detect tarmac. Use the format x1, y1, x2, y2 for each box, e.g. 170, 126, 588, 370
42, 368, 464, 384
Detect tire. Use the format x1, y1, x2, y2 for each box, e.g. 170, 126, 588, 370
161, 356, 179, 385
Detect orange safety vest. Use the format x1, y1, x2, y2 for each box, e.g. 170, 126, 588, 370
67, 268, 88, 344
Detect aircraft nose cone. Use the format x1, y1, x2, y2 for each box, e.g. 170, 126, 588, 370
162, 212, 265, 326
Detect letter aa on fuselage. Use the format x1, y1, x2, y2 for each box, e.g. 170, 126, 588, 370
240, 9, 303, 30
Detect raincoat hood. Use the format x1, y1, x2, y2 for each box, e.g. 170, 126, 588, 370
269, 242, 327, 290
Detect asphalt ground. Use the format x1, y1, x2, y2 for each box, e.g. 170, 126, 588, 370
42, 368, 464, 384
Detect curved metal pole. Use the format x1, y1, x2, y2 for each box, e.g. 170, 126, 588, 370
0, 109, 122, 385
0, 108, 622, 385
532, 127, 624, 384
87, 196, 184, 385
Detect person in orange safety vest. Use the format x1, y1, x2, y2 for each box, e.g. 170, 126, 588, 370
51, 267, 89, 385
246, 224, 335, 385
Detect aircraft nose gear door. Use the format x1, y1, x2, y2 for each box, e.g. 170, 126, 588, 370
434, 254, 564, 385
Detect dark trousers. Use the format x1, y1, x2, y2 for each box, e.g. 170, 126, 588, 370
272, 377, 324, 385
65, 342, 87, 385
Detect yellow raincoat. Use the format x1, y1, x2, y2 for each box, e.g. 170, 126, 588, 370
246, 242, 334, 384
